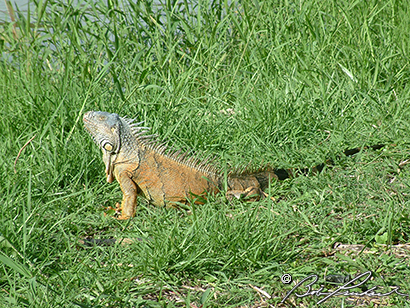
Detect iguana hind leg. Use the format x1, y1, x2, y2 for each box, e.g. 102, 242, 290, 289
226, 175, 275, 202
226, 186, 265, 202
226, 185, 276, 202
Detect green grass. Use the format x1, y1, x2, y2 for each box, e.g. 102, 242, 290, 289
1, 0, 410, 306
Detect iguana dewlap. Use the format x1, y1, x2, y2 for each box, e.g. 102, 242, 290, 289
83, 111, 286, 219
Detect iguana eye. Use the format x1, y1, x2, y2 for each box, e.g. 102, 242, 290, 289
103, 142, 113, 151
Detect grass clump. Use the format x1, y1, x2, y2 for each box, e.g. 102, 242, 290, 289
1, 0, 410, 307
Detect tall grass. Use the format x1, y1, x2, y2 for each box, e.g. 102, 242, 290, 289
1, 0, 410, 306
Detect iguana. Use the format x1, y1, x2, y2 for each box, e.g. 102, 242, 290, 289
83, 110, 384, 219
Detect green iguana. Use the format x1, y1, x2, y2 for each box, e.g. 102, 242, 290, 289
83, 110, 384, 219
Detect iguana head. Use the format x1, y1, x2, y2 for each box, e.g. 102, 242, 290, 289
83, 111, 122, 183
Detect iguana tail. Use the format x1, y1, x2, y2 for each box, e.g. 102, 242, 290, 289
235, 144, 387, 191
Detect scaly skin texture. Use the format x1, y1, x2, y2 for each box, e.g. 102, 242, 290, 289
84, 111, 386, 219
83, 111, 287, 219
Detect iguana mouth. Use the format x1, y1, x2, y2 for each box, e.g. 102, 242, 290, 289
83, 112, 95, 135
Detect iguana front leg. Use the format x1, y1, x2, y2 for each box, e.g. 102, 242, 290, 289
116, 170, 139, 219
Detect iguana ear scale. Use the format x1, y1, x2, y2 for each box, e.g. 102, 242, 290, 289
103, 142, 113, 152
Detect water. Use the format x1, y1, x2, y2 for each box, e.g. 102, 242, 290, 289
0, 0, 169, 22
0, 0, 32, 21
